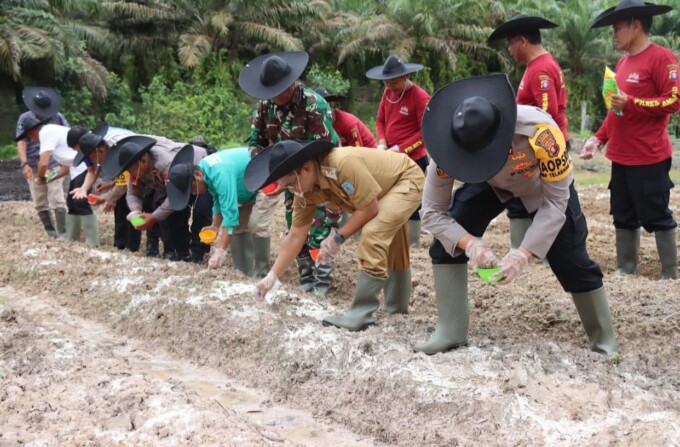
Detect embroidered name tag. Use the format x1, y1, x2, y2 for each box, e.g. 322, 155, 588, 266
321, 166, 337, 180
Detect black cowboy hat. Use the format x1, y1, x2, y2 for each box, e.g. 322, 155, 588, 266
14, 116, 48, 142
366, 55, 423, 80
101, 135, 157, 180
591, 0, 672, 28
238, 51, 309, 100
487, 13, 558, 42
244, 140, 335, 192
315, 87, 346, 103
422, 74, 517, 184
167, 145, 196, 211
22, 87, 62, 119
74, 122, 109, 166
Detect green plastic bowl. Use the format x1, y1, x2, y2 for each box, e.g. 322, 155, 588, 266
130, 216, 145, 227
477, 267, 502, 283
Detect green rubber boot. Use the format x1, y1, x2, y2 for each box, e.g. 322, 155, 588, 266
572, 286, 619, 356
322, 271, 387, 331
297, 256, 315, 293
413, 264, 469, 355
81, 214, 100, 247
510, 218, 532, 249
64, 214, 81, 242
252, 236, 271, 279
38, 210, 57, 238
408, 220, 421, 248
615, 228, 640, 274
383, 269, 411, 314
313, 262, 333, 297
655, 229, 677, 280
54, 208, 67, 239
230, 233, 254, 276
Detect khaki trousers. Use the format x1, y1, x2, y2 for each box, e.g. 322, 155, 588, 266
27, 176, 67, 212
244, 191, 282, 237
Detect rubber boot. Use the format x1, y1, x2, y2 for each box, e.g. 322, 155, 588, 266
571, 286, 619, 356
146, 236, 160, 257
230, 233, 254, 276
510, 218, 532, 249
81, 214, 100, 247
64, 214, 82, 242
408, 220, 421, 248
297, 256, 315, 293
615, 228, 639, 274
313, 262, 333, 297
38, 210, 57, 238
655, 229, 677, 280
413, 264, 469, 355
251, 236, 271, 279
322, 271, 387, 331
54, 208, 67, 239
383, 269, 411, 314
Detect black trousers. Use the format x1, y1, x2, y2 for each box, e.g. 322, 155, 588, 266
610, 159, 676, 232
66, 171, 93, 216
159, 193, 212, 256
114, 195, 141, 251
410, 155, 429, 221
429, 181, 603, 293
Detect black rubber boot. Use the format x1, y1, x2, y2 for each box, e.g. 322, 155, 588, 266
38, 210, 57, 238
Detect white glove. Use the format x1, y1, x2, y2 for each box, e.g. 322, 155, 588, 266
493, 248, 529, 285
317, 228, 344, 265
126, 210, 142, 222
256, 271, 280, 302
388, 144, 400, 153
579, 137, 602, 160
377, 143, 387, 150
464, 237, 498, 268
208, 248, 226, 269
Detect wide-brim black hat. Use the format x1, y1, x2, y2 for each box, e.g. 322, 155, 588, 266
22, 87, 62, 119
15, 116, 47, 142
238, 51, 309, 100
315, 87, 346, 103
74, 122, 109, 166
422, 74, 517, 184
591, 0, 672, 28
244, 140, 334, 192
487, 13, 558, 42
167, 145, 196, 211
101, 135, 157, 179
366, 55, 423, 80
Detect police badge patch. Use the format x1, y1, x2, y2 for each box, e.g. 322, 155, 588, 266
341, 180, 355, 195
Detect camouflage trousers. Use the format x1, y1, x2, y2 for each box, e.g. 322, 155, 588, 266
284, 191, 342, 257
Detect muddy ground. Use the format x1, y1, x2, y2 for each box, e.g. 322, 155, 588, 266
1, 162, 679, 446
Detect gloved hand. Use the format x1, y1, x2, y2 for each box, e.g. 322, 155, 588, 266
126, 210, 142, 222
388, 144, 400, 153
208, 248, 226, 269
493, 248, 529, 285
377, 143, 387, 150
464, 237, 498, 268
317, 228, 344, 265
255, 271, 280, 302
579, 136, 602, 160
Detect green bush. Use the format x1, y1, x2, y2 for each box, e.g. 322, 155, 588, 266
305, 64, 351, 96
0, 143, 17, 159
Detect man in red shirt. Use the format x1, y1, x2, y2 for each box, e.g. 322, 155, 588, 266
367, 55, 430, 248
582, 0, 678, 279
488, 14, 569, 250
315, 87, 376, 148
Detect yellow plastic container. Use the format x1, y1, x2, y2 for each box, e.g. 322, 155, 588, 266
199, 228, 217, 244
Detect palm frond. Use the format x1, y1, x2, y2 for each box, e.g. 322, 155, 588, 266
235, 21, 302, 51
178, 33, 211, 67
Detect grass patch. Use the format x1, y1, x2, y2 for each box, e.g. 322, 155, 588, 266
0, 143, 17, 159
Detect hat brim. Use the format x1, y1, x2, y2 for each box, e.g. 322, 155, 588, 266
366, 62, 423, 80
591, 4, 672, 28
14, 118, 48, 142
73, 134, 104, 166
92, 122, 109, 138
487, 16, 558, 42
244, 140, 335, 192
167, 145, 196, 211
238, 51, 309, 100
101, 135, 157, 180
422, 74, 517, 184
22, 87, 61, 119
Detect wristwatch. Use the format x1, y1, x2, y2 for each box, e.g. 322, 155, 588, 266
334, 230, 346, 245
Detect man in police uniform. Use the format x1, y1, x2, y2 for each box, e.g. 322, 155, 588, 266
414, 74, 618, 357
246, 140, 424, 331
240, 51, 340, 296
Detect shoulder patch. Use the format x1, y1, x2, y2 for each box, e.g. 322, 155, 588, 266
528, 124, 571, 182
341, 180, 355, 195
321, 165, 338, 180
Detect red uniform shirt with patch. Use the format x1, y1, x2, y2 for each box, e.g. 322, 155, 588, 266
516, 53, 570, 141
376, 83, 430, 161
594, 43, 680, 166
333, 109, 377, 148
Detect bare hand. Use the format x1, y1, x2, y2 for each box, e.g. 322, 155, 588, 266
95, 181, 114, 193
22, 165, 33, 181
103, 201, 115, 213
579, 137, 602, 160
610, 93, 628, 111
70, 187, 88, 200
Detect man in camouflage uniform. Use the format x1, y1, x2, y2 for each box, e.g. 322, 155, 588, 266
239, 51, 340, 296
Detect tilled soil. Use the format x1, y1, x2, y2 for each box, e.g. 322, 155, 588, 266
1, 183, 679, 446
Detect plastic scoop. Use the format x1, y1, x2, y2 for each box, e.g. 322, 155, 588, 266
262, 182, 278, 194
130, 216, 145, 227
309, 248, 320, 261
199, 227, 217, 244
477, 267, 503, 283
87, 194, 97, 205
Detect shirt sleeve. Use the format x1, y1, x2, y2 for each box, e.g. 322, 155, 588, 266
521, 175, 570, 259
247, 103, 268, 152
594, 114, 610, 144
209, 169, 241, 228
125, 181, 144, 211
291, 196, 316, 228
57, 113, 70, 127
530, 71, 560, 119
336, 156, 382, 210
376, 92, 387, 141
357, 118, 377, 148
38, 127, 58, 154
306, 99, 339, 145
625, 56, 680, 117
398, 88, 429, 155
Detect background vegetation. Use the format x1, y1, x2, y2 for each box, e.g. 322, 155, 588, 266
2, 0, 679, 151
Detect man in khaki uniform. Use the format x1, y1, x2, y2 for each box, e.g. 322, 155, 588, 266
246, 140, 424, 331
